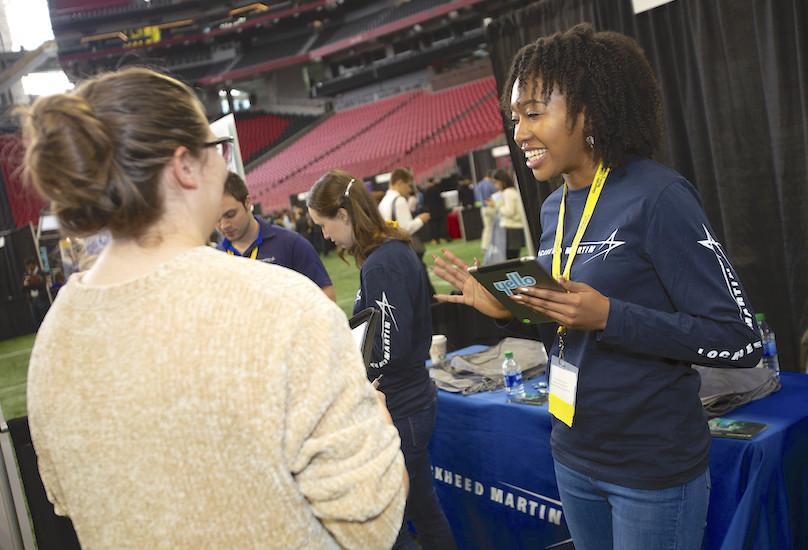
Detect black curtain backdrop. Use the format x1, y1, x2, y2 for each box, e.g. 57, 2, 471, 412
485, 0, 808, 372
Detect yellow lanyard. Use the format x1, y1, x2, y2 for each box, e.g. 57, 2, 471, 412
552, 162, 610, 337
226, 247, 259, 260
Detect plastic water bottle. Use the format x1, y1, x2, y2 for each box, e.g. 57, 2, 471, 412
756, 313, 780, 380
502, 351, 526, 399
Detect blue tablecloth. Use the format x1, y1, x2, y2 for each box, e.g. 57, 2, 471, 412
429, 346, 808, 549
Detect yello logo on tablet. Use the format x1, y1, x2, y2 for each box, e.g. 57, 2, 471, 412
493, 272, 537, 296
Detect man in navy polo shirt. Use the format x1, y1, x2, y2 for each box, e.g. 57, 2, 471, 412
217, 173, 336, 301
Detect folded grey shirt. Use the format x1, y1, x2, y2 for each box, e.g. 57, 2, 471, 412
695, 365, 780, 418
430, 337, 547, 395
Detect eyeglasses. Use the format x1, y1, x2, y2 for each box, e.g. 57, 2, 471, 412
204, 137, 235, 163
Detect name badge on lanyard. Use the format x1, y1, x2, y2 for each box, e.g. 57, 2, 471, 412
226, 247, 259, 260
548, 356, 579, 428
547, 162, 610, 428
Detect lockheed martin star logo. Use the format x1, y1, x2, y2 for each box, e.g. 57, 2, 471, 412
580, 229, 627, 264
698, 224, 725, 254
375, 292, 399, 331
696, 224, 751, 327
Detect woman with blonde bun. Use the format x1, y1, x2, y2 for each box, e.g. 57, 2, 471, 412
22, 67, 406, 549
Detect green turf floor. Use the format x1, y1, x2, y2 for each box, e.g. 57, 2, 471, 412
0, 334, 36, 420
0, 238, 492, 420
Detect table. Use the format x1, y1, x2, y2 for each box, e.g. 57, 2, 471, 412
428, 347, 808, 549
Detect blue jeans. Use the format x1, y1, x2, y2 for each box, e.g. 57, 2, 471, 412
554, 460, 710, 550
392, 396, 456, 550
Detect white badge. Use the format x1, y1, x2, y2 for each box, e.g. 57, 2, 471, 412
548, 355, 579, 428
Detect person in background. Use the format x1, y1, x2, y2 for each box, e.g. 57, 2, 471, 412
280, 208, 295, 230
489, 169, 525, 259
22, 257, 49, 329
308, 170, 456, 550
474, 170, 498, 251
379, 167, 431, 238
457, 176, 475, 209
49, 269, 66, 298
22, 67, 406, 549
294, 205, 312, 243
414, 181, 426, 214
433, 24, 762, 550
379, 167, 435, 296
424, 177, 449, 244
407, 182, 419, 214
217, 172, 336, 301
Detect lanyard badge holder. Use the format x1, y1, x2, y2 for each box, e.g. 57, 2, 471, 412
547, 163, 610, 428
225, 225, 264, 260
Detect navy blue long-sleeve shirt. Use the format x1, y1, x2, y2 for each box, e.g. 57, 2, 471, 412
354, 239, 434, 419
535, 158, 762, 489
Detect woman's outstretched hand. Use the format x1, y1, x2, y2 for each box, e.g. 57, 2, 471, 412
512, 277, 610, 330
432, 249, 511, 320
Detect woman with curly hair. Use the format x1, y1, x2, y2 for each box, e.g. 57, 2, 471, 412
434, 24, 762, 550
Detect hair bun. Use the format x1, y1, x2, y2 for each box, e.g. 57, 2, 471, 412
21, 67, 208, 240
23, 93, 120, 235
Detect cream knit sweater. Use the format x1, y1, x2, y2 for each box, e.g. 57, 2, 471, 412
27, 247, 406, 549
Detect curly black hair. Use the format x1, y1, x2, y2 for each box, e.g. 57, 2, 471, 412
501, 23, 662, 168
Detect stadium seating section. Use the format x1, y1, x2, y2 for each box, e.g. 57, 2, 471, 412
247, 77, 503, 209
173, 60, 233, 86
30, 0, 512, 216
235, 112, 321, 166
51, 0, 128, 11
233, 32, 311, 71
310, 0, 456, 51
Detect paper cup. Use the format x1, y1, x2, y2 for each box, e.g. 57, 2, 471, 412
430, 334, 448, 366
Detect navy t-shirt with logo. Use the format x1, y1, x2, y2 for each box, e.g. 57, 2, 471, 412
535, 157, 762, 490
218, 216, 332, 289
353, 239, 434, 420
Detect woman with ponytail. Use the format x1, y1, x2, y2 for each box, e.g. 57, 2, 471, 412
308, 170, 455, 550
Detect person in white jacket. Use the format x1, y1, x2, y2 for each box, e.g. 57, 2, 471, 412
379, 167, 431, 238
379, 167, 435, 295
488, 169, 525, 259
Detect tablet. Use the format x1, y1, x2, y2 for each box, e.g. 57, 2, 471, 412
349, 308, 381, 368
468, 257, 563, 324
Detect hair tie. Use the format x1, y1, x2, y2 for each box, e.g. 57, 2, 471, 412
344, 178, 355, 197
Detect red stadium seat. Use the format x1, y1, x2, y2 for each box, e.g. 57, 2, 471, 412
247, 77, 504, 209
